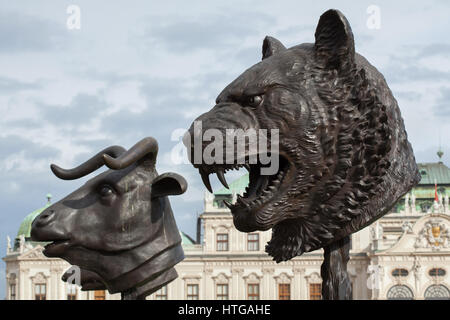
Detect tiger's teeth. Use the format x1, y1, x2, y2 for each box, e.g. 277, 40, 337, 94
217, 169, 229, 189
199, 168, 213, 193
237, 195, 249, 209
223, 200, 233, 210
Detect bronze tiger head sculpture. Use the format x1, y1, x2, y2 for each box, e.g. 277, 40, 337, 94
184, 9, 420, 262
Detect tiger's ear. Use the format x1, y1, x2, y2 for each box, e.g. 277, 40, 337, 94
314, 9, 355, 71
262, 36, 286, 60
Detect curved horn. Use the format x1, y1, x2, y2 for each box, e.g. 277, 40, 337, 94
50, 146, 126, 180
103, 137, 158, 170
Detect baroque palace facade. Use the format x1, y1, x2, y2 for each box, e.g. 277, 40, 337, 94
3, 159, 450, 300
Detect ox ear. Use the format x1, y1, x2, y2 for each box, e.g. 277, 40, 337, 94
262, 36, 286, 60
151, 173, 187, 199
314, 9, 355, 70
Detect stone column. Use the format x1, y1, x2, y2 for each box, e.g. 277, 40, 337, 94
413, 256, 421, 297
20, 267, 29, 300
50, 267, 59, 300
59, 269, 66, 300
231, 267, 243, 299
204, 267, 213, 299
293, 267, 305, 300
261, 268, 274, 299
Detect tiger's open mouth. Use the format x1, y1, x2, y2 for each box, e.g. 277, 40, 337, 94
195, 154, 293, 230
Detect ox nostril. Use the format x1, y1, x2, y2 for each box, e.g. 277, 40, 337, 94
36, 210, 55, 227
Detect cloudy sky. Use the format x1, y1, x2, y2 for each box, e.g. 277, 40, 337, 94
0, 0, 449, 298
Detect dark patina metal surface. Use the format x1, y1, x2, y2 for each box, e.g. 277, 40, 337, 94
31, 137, 187, 300
184, 9, 420, 299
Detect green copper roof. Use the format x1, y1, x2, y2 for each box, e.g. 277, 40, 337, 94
17, 203, 51, 238
417, 162, 450, 185
214, 173, 249, 195
180, 231, 196, 246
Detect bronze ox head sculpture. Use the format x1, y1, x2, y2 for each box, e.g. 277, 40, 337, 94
31, 137, 187, 299
184, 9, 420, 264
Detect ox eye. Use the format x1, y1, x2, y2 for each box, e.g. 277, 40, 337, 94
99, 185, 114, 197
245, 95, 263, 108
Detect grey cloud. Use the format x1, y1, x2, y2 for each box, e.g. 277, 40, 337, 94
0, 76, 41, 93
191, 71, 239, 99
272, 24, 316, 47
433, 87, 450, 118
232, 46, 262, 70
99, 104, 191, 144
69, 138, 118, 166
394, 90, 423, 101
0, 11, 67, 53
414, 145, 450, 165
0, 135, 60, 160
137, 12, 275, 52
40, 93, 107, 126
416, 43, 450, 58
354, 33, 376, 47
79, 70, 147, 87
384, 65, 450, 83
382, 43, 450, 84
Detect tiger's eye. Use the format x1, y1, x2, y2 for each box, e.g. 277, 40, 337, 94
247, 95, 263, 107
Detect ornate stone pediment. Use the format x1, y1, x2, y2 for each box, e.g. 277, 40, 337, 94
212, 272, 230, 283
30, 272, 49, 283
375, 214, 450, 254
305, 272, 322, 283
19, 246, 46, 260
274, 272, 292, 283
414, 220, 449, 250
243, 272, 261, 282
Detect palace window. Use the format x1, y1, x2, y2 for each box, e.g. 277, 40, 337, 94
94, 290, 106, 300
9, 284, 16, 300
429, 268, 446, 277
309, 283, 321, 300
187, 284, 199, 300
217, 233, 229, 251
278, 283, 290, 300
392, 268, 409, 277
216, 284, 229, 300
424, 285, 450, 300
35, 284, 46, 300
387, 285, 414, 300
247, 233, 259, 251
247, 284, 260, 300
67, 285, 77, 300
155, 286, 168, 300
